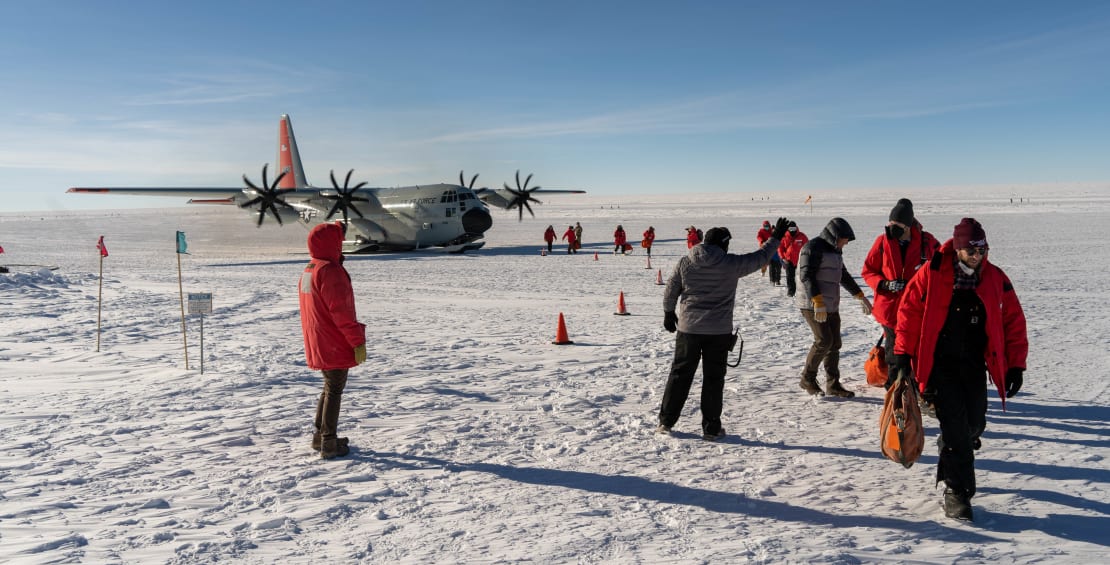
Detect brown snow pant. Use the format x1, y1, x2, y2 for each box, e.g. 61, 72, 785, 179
314, 369, 349, 443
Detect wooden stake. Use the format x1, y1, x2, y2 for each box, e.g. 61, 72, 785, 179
178, 251, 189, 370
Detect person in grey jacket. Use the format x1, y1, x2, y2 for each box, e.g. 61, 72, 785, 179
659, 217, 789, 440
796, 217, 874, 397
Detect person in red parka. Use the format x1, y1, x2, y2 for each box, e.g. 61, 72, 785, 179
756, 219, 781, 282
562, 225, 578, 254
892, 218, 1027, 522
686, 226, 701, 248
861, 199, 940, 371
778, 221, 808, 297
613, 224, 628, 254
642, 226, 656, 256
299, 222, 366, 459
543, 225, 557, 254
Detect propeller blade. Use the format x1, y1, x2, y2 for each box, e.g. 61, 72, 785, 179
523, 200, 535, 219
330, 169, 339, 189
271, 171, 287, 190
344, 169, 354, 189
261, 164, 270, 190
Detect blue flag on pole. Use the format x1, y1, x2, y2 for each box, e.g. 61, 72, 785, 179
176, 231, 188, 254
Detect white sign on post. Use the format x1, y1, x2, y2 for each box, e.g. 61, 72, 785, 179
188, 292, 213, 314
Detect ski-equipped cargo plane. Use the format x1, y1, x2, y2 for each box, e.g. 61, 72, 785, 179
68, 114, 585, 253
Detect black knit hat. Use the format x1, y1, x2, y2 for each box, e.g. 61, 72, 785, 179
889, 198, 915, 225
703, 227, 732, 250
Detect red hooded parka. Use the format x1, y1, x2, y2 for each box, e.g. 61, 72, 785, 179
299, 222, 366, 370
894, 240, 1028, 407
861, 224, 939, 328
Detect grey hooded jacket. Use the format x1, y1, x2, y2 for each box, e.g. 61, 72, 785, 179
795, 217, 864, 312
664, 237, 779, 334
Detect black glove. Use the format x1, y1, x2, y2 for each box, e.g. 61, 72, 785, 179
663, 311, 678, 333
1005, 368, 1024, 398
771, 217, 789, 240
885, 354, 913, 389
880, 279, 906, 293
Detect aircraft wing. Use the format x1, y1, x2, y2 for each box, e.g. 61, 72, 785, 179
475, 187, 586, 209
67, 187, 323, 203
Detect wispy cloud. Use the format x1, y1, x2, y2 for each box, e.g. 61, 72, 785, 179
122, 58, 329, 107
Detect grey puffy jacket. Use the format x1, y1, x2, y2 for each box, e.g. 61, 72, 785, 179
795, 217, 864, 312
664, 238, 779, 334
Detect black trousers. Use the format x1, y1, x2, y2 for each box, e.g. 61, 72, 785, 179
932, 361, 988, 497
659, 332, 732, 435
881, 324, 897, 366
768, 256, 782, 285
783, 261, 797, 296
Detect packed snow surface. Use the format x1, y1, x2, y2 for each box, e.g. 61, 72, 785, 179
1, 187, 1107, 563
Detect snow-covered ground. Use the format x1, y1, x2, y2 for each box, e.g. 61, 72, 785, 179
1, 187, 1108, 563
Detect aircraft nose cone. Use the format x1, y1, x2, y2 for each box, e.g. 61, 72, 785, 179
462, 208, 492, 234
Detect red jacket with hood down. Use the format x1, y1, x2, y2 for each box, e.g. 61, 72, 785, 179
861, 224, 939, 328
299, 222, 366, 370
894, 239, 1028, 407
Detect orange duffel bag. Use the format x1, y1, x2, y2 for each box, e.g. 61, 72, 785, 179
879, 369, 925, 468
864, 333, 888, 387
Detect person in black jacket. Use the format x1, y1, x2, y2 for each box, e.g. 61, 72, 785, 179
795, 218, 873, 397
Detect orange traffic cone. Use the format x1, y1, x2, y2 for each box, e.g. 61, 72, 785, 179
614, 291, 631, 316
541, 249, 547, 256
553, 312, 574, 345
645, 256, 652, 269
593, 251, 599, 261
655, 269, 664, 285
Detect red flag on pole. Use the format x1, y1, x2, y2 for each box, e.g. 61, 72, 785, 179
0, 244, 5, 254
804, 195, 812, 204
97, 236, 109, 257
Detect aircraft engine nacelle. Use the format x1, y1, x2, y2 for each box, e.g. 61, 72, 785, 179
242, 206, 300, 226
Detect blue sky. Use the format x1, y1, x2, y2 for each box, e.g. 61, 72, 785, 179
2, 0, 1109, 211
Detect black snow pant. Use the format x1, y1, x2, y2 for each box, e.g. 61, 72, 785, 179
659, 332, 732, 436
881, 324, 897, 366
546, 241, 553, 253
932, 360, 988, 497
783, 261, 797, 297
769, 256, 782, 285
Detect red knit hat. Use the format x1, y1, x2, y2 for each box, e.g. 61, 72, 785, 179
952, 218, 987, 250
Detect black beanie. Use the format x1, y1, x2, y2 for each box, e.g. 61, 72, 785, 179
703, 227, 732, 250
889, 198, 914, 225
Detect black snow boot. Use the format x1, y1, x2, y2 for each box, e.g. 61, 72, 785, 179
944, 488, 973, 521
799, 375, 824, 396
826, 378, 855, 398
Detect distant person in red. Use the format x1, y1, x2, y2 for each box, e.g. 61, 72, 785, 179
562, 225, 578, 254
861, 199, 939, 377
642, 226, 656, 256
543, 225, 557, 254
298, 222, 366, 459
756, 220, 781, 282
686, 226, 701, 248
892, 218, 1027, 522
613, 224, 628, 254
779, 221, 808, 297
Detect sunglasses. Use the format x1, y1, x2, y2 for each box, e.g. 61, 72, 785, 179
963, 247, 988, 256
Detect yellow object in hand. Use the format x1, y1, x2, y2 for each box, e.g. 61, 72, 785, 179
354, 344, 366, 365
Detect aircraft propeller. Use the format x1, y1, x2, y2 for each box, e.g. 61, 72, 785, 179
459, 170, 479, 190
240, 164, 292, 226
505, 170, 543, 222
324, 169, 369, 224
